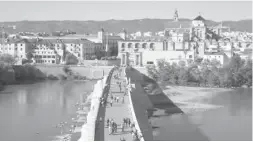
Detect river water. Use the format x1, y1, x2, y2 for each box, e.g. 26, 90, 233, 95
0, 80, 96, 141
151, 88, 252, 141
0, 80, 251, 141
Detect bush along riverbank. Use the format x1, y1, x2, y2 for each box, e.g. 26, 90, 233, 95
147, 55, 252, 89
46, 66, 91, 81
0, 64, 46, 85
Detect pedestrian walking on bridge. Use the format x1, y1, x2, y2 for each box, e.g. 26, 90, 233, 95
106, 119, 110, 127
121, 122, 125, 132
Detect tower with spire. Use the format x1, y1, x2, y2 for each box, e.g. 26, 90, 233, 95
98, 27, 105, 42
173, 9, 179, 22
120, 28, 127, 40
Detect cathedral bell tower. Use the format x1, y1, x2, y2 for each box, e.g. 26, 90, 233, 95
173, 9, 179, 22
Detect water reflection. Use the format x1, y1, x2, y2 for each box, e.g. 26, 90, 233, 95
0, 80, 95, 141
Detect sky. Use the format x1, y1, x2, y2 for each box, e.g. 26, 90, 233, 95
0, 1, 252, 22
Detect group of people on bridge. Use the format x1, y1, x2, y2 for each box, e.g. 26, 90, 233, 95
98, 66, 143, 141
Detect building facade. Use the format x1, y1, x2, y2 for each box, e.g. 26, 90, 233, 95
0, 38, 33, 63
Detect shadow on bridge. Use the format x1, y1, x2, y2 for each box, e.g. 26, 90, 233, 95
125, 67, 209, 141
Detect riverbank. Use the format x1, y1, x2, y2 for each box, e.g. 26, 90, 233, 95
162, 85, 232, 114
0, 64, 102, 92
124, 67, 252, 141
164, 85, 231, 99
78, 67, 115, 141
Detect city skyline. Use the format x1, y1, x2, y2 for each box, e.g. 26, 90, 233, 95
0, 1, 252, 22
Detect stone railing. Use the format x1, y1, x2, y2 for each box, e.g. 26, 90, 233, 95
78, 67, 115, 141
127, 85, 145, 141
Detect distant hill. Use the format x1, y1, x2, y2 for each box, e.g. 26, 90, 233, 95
0, 19, 252, 34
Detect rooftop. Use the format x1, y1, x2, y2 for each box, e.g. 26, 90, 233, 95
193, 15, 205, 21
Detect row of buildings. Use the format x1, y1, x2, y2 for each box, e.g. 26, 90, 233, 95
0, 38, 103, 64
0, 10, 252, 66
0, 28, 128, 64
117, 10, 252, 67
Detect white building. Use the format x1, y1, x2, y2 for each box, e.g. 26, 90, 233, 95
0, 38, 32, 61
203, 52, 228, 65
143, 32, 153, 37
117, 40, 195, 66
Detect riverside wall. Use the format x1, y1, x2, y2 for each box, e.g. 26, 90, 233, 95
78, 67, 115, 141
35, 65, 113, 79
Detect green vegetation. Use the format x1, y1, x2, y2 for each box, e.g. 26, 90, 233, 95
147, 55, 252, 88
0, 54, 48, 86
65, 53, 78, 65
62, 66, 88, 80
0, 54, 16, 65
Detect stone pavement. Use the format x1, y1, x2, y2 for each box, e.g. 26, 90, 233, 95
103, 69, 134, 141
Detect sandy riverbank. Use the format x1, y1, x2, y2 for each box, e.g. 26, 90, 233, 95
163, 86, 232, 114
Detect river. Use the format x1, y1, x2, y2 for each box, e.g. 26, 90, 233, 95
0, 80, 96, 141
151, 88, 252, 141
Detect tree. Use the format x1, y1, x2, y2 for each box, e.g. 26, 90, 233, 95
63, 66, 73, 76
65, 53, 78, 65
178, 60, 186, 67
207, 71, 219, 87
26, 52, 34, 60
210, 59, 221, 67
240, 59, 252, 87
188, 66, 201, 86
146, 65, 160, 81
0, 54, 16, 65
169, 63, 179, 85
178, 67, 188, 85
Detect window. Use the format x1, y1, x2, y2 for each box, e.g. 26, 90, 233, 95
9, 48, 11, 50
43, 55, 46, 58
147, 61, 154, 64
52, 56, 55, 58
189, 55, 192, 58
20, 44, 23, 46
20, 48, 23, 51
21, 55, 22, 58
52, 60, 55, 63
15, 48, 17, 50
48, 56, 51, 58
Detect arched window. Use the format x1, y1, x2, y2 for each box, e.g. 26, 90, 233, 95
150, 43, 154, 50
121, 43, 125, 48
135, 43, 139, 48
142, 43, 147, 49
128, 43, 132, 48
